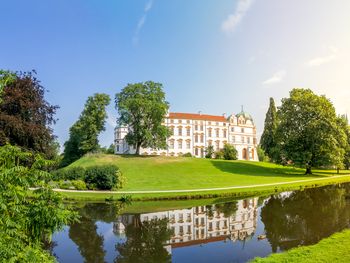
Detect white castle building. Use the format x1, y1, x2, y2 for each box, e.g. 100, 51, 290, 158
115, 109, 258, 161
114, 198, 258, 252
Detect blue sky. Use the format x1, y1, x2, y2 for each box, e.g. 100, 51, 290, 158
1, 0, 350, 148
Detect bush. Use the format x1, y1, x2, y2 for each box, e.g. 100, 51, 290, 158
182, 152, 192, 157
214, 150, 224, 159
223, 144, 238, 160
85, 165, 125, 190
51, 167, 85, 181
58, 180, 74, 190
205, 145, 214, 159
71, 180, 87, 190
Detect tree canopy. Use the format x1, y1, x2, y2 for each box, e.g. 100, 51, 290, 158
275, 88, 347, 174
115, 81, 170, 155
0, 70, 58, 158
62, 93, 110, 166
0, 144, 77, 262
260, 97, 278, 160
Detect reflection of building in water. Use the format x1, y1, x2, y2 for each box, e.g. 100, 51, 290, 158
115, 198, 258, 249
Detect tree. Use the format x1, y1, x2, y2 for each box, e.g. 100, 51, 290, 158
61, 93, 110, 166
338, 115, 350, 170
0, 71, 59, 158
115, 81, 170, 155
222, 143, 238, 160
275, 89, 347, 174
0, 144, 77, 262
205, 145, 214, 158
260, 97, 278, 160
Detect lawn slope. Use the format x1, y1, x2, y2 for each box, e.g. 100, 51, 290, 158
251, 229, 350, 263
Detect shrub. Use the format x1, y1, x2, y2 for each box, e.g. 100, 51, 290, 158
51, 167, 85, 181
85, 165, 124, 190
71, 180, 87, 190
214, 150, 224, 159
205, 145, 214, 159
223, 144, 238, 160
58, 180, 74, 190
182, 152, 192, 157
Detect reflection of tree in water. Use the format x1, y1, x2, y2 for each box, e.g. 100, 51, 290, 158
261, 184, 350, 252
115, 217, 173, 263
69, 202, 127, 263
215, 201, 238, 217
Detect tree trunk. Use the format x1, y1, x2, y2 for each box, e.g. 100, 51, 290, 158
337, 167, 340, 174
305, 163, 312, 175
135, 143, 141, 155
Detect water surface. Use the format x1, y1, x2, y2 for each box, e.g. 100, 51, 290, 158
52, 183, 350, 262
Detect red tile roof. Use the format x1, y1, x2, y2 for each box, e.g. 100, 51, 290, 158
168, 112, 227, 122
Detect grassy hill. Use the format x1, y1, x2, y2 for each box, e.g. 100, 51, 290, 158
67, 154, 349, 191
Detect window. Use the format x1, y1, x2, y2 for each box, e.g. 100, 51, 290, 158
216, 122, 219, 126
186, 127, 191, 136
178, 119, 182, 124
170, 119, 174, 124
208, 121, 211, 125
216, 222, 220, 230
116, 145, 119, 152
216, 141, 220, 150
223, 123, 226, 126
187, 120, 190, 124
200, 125, 203, 131
195, 125, 198, 131
208, 128, 212, 137
179, 213, 183, 221
201, 218, 205, 225
178, 140, 182, 149
201, 148, 204, 157
247, 137, 250, 144
195, 134, 198, 143
179, 226, 184, 234
186, 140, 191, 149
169, 140, 174, 149
178, 127, 182, 136
232, 136, 235, 143
200, 134, 204, 143
216, 129, 219, 137
195, 148, 198, 155
170, 127, 174, 135
241, 128, 244, 133
187, 225, 191, 233
223, 130, 227, 138
231, 127, 234, 132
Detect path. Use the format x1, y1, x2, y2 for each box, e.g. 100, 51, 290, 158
49, 174, 350, 194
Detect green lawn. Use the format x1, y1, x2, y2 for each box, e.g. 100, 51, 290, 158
68, 154, 349, 191
58, 154, 350, 200
251, 229, 350, 263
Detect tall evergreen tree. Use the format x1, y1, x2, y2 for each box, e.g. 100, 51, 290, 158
260, 97, 278, 160
61, 93, 110, 166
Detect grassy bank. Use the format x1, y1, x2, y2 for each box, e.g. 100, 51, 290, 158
252, 229, 350, 263
56, 154, 350, 200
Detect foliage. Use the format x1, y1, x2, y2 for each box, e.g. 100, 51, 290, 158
260, 97, 278, 160
115, 81, 170, 155
274, 89, 347, 174
205, 145, 214, 158
52, 166, 86, 181
72, 180, 88, 190
182, 152, 192, 157
338, 115, 350, 170
222, 143, 238, 160
215, 201, 238, 217
214, 150, 224, 159
0, 70, 59, 159
85, 165, 125, 190
115, 217, 173, 263
0, 144, 77, 262
62, 93, 111, 166
257, 145, 270, 162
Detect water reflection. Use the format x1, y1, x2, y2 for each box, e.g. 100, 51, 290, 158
52, 183, 350, 263
115, 199, 257, 256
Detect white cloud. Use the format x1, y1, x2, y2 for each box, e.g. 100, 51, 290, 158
306, 46, 338, 67
221, 0, 254, 34
262, 70, 286, 85
133, 0, 154, 46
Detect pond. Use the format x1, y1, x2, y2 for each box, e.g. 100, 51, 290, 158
52, 183, 350, 263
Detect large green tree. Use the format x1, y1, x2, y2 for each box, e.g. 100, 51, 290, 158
260, 97, 278, 160
338, 115, 350, 170
275, 88, 347, 174
115, 81, 170, 155
62, 93, 110, 166
0, 70, 59, 158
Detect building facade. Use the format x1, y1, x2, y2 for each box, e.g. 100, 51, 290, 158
114, 198, 258, 253
115, 110, 258, 161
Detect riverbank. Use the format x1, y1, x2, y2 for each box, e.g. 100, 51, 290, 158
57, 154, 350, 201
251, 229, 350, 262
